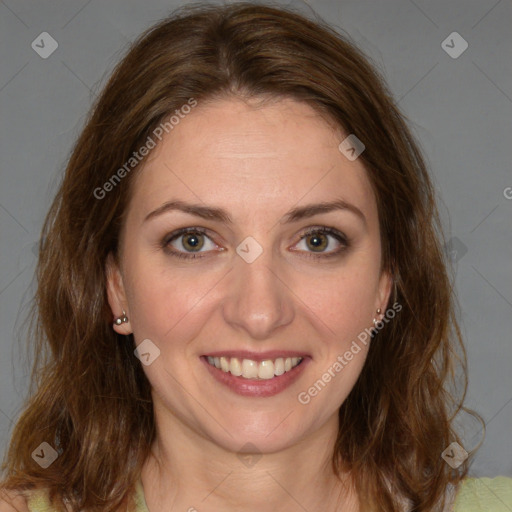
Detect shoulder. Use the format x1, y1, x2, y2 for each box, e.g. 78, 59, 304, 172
452, 476, 512, 511
2, 482, 147, 512
0, 489, 29, 512
0, 486, 65, 512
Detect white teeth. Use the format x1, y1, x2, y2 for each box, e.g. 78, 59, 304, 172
274, 358, 285, 376
206, 355, 303, 379
229, 357, 242, 376
242, 359, 259, 379
220, 356, 230, 372
258, 360, 275, 379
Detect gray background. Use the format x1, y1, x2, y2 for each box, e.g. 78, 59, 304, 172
0, 0, 511, 477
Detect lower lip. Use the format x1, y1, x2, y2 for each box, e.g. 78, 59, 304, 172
201, 356, 310, 397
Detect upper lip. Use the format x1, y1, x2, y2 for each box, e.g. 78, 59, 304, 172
202, 350, 310, 362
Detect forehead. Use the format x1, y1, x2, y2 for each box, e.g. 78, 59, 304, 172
127, 97, 378, 227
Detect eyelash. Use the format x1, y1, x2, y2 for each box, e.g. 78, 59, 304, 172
161, 226, 349, 261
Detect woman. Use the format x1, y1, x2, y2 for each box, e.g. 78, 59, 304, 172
1, 2, 510, 511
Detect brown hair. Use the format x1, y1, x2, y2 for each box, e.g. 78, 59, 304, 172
0, 2, 481, 511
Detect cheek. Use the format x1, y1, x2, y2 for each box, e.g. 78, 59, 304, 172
122, 251, 227, 353
122, 256, 197, 342
297, 278, 374, 414
296, 266, 380, 345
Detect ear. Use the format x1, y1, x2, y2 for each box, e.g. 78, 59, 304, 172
105, 252, 132, 335
375, 269, 394, 320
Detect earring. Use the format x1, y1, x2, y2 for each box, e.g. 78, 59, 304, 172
114, 310, 129, 325
372, 308, 382, 328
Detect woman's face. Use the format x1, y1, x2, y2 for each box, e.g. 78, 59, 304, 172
107, 96, 391, 454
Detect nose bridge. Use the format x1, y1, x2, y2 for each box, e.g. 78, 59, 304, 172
221, 245, 294, 340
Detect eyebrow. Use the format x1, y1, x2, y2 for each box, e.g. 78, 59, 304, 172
144, 198, 366, 226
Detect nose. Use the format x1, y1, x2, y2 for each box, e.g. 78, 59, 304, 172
221, 250, 295, 340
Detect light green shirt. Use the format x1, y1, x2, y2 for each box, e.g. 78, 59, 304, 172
24, 476, 512, 511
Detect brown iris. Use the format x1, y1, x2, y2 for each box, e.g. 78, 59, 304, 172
306, 233, 328, 252
182, 232, 204, 252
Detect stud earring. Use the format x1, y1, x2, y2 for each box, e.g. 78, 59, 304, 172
114, 310, 128, 325
372, 308, 382, 328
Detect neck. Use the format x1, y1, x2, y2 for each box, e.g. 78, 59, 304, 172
141, 408, 359, 511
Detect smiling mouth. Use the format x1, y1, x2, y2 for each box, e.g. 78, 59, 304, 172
205, 356, 303, 380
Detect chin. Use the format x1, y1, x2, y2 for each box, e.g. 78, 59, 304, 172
200, 410, 310, 455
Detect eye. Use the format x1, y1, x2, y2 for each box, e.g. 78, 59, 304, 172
163, 228, 219, 259
162, 226, 349, 261
292, 227, 349, 259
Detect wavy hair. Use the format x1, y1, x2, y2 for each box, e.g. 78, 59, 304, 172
0, 2, 481, 511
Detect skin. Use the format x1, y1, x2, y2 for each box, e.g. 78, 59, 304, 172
106, 96, 392, 511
